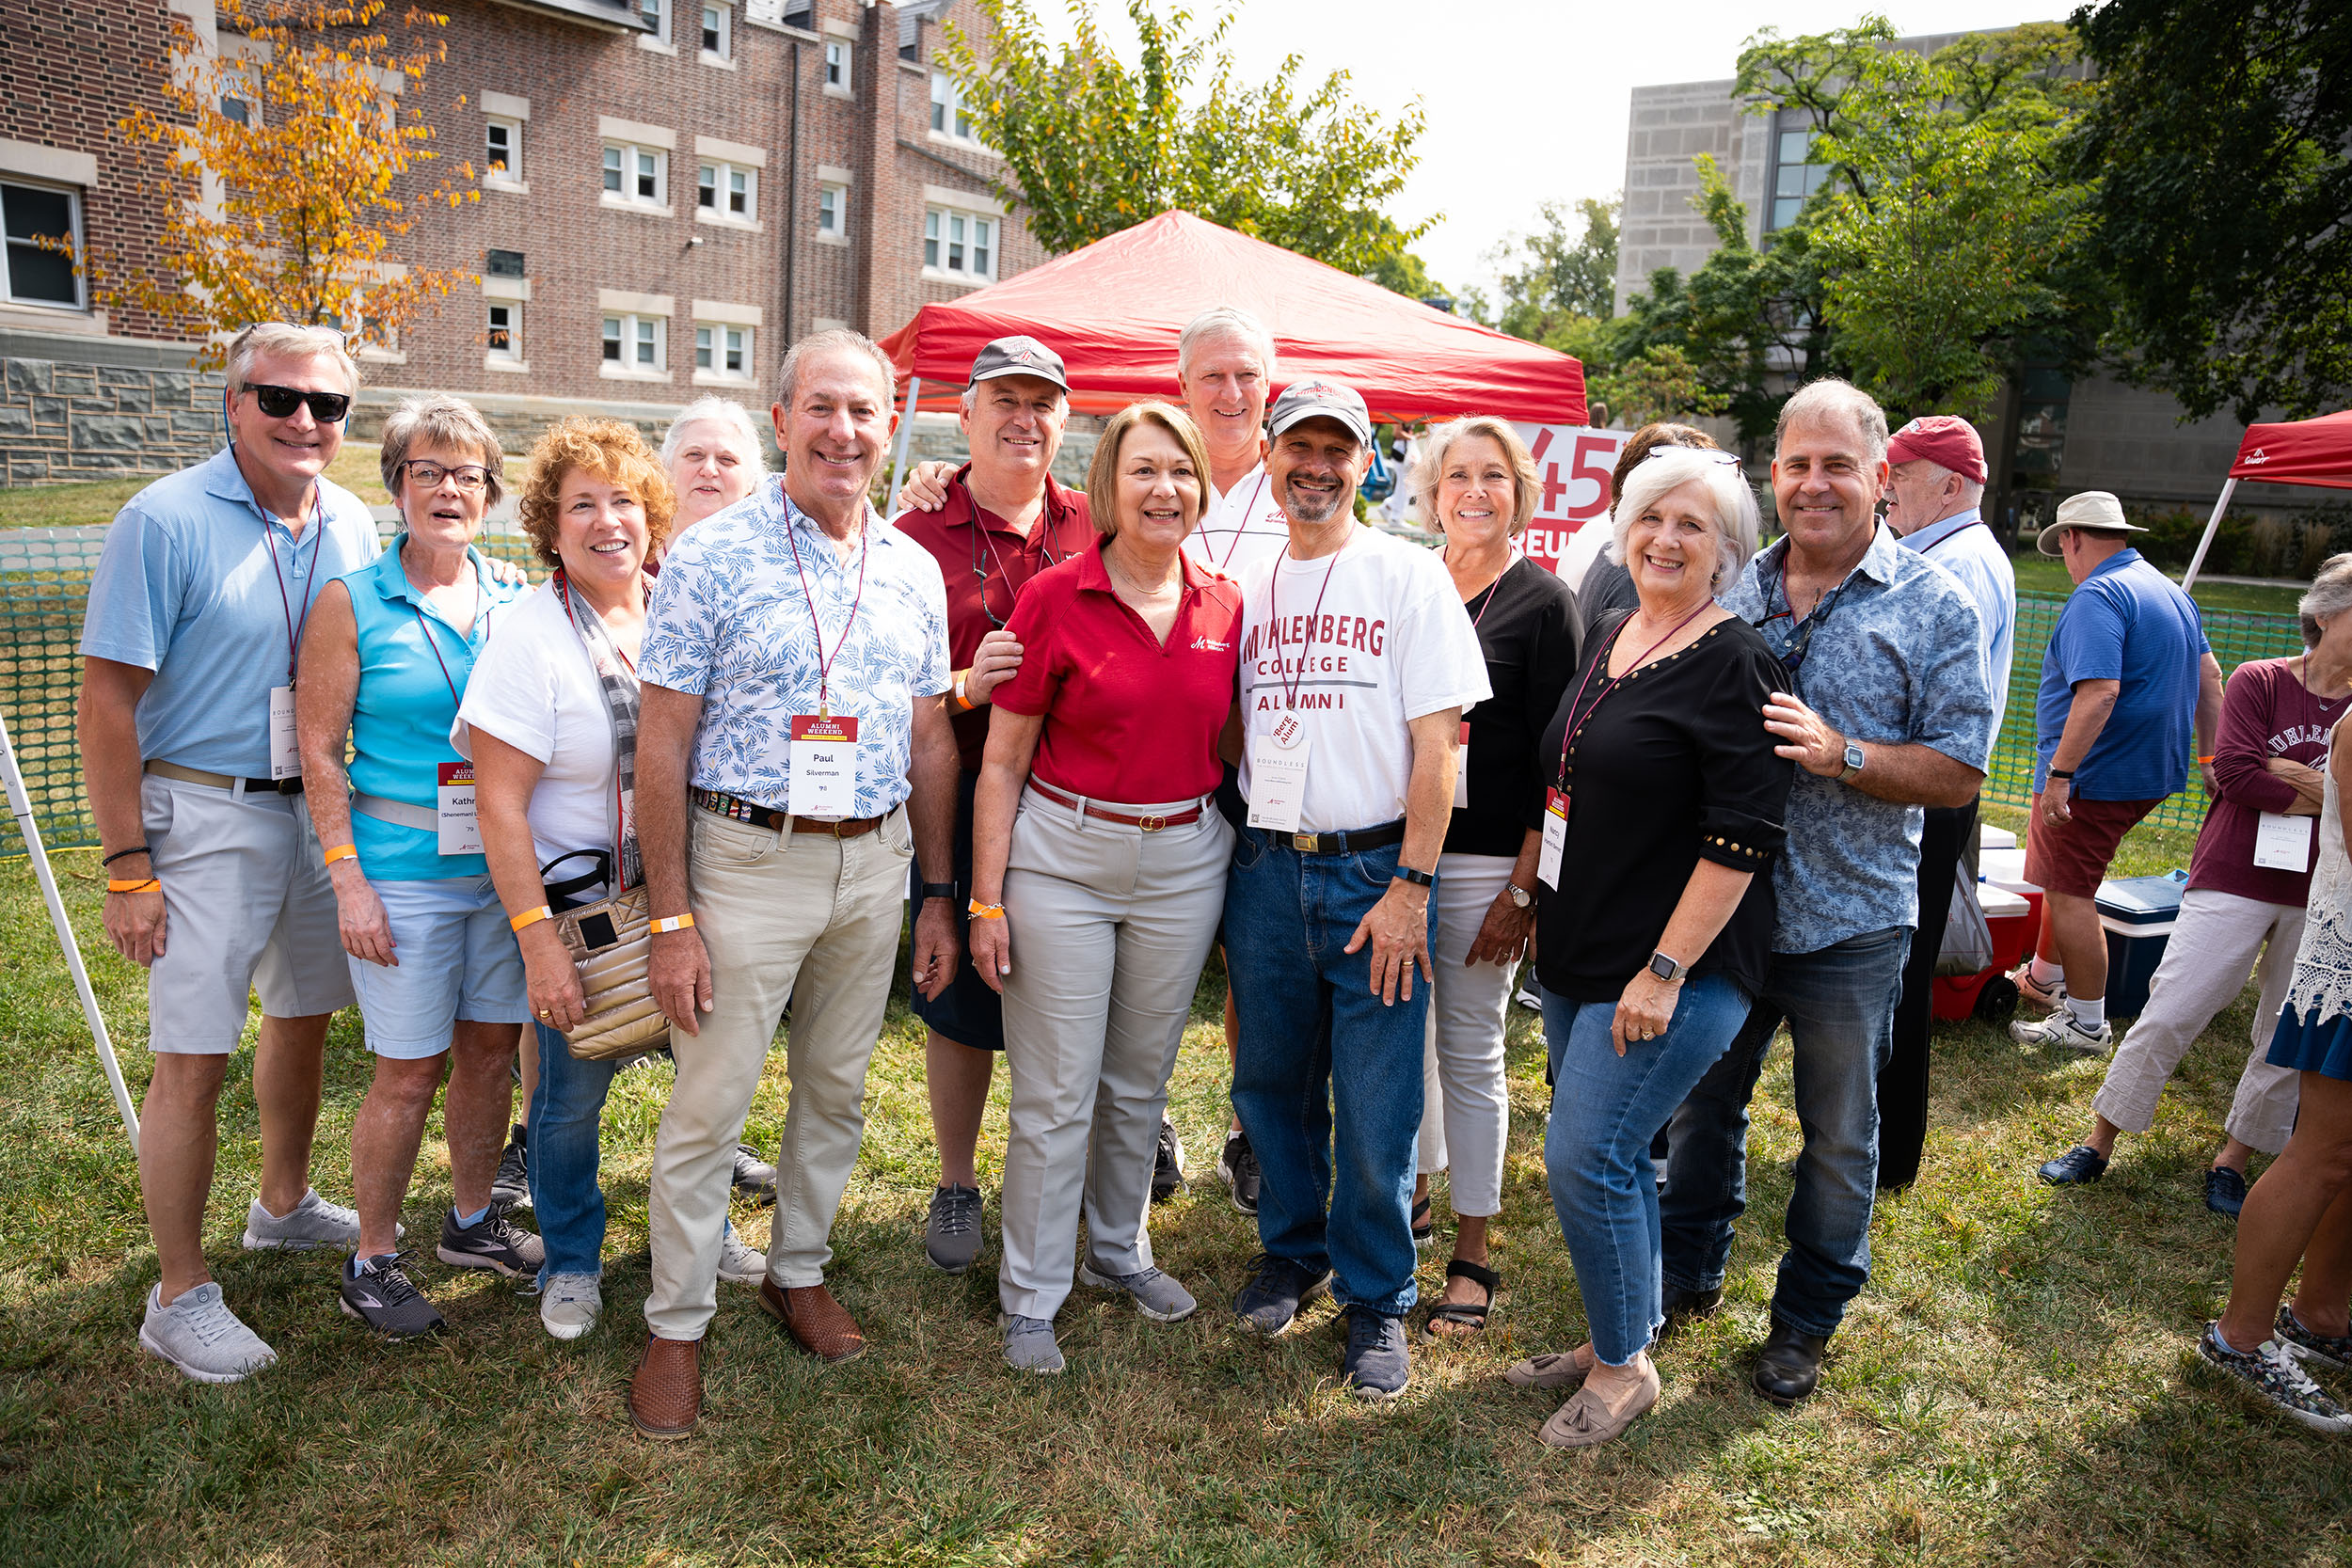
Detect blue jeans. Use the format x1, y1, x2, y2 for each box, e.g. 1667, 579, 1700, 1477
1659, 927, 1910, 1338
1543, 973, 1753, 1367
1224, 824, 1435, 1318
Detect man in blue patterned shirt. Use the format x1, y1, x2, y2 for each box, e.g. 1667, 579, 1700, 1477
1660, 378, 1995, 1408
627, 328, 961, 1438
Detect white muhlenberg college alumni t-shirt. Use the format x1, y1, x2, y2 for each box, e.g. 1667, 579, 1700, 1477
1184, 463, 1293, 583
1235, 525, 1490, 833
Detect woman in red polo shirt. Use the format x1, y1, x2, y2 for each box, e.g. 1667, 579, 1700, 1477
965, 401, 1242, 1373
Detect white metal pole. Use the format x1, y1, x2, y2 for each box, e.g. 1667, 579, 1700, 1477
886, 374, 922, 514
0, 707, 138, 1154
2180, 477, 2238, 593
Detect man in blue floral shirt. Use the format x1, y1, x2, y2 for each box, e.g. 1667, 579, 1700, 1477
1660, 378, 1995, 1409
627, 328, 961, 1438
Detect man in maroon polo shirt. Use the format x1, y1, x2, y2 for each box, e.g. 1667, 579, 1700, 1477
892, 336, 1103, 1275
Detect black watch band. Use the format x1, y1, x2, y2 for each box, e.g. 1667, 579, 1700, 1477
1392, 863, 1435, 888
2046, 768, 2075, 781
920, 881, 958, 902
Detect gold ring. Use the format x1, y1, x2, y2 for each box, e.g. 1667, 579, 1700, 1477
537, 1008, 551, 1018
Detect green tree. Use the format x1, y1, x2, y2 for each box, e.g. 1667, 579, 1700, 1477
1486, 197, 1619, 343
936, 0, 1431, 276
2070, 0, 2352, 421
1588, 345, 1729, 430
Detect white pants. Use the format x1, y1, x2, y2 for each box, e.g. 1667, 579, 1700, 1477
2091, 886, 2304, 1155
997, 787, 1232, 1321
1415, 852, 1518, 1217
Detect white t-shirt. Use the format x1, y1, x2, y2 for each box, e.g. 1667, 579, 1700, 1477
1184, 463, 1292, 582
451, 579, 620, 879
1235, 526, 1491, 833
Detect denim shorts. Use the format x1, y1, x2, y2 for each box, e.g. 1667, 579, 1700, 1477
347, 874, 529, 1057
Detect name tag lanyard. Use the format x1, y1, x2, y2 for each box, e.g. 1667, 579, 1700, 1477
555, 568, 645, 887
1270, 534, 1347, 717
784, 511, 869, 719
1242, 536, 1343, 835
973, 494, 1072, 629
1206, 474, 1272, 574
262, 495, 325, 780
1547, 605, 1710, 821
1448, 552, 1508, 810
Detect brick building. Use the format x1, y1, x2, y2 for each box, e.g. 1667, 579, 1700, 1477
0, 0, 1047, 480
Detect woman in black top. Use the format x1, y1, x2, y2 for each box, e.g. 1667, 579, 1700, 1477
1407, 417, 1581, 1339
1504, 445, 1792, 1449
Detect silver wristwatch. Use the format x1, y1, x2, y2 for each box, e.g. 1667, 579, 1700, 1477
1647, 950, 1689, 983
1837, 740, 1866, 783
1506, 882, 1534, 910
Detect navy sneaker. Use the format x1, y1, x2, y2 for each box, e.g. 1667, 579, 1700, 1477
2037, 1144, 2108, 1186
1232, 1252, 1331, 1337
2205, 1165, 2248, 1218
1340, 1307, 1409, 1400
490, 1125, 530, 1212
1217, 1130, 1261, 1217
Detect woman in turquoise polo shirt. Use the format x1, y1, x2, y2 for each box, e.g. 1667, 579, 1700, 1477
296, 394, 541, 1338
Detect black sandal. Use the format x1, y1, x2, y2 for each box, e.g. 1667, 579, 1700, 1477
1423, 1258, 1498, 1338
1410, 1194, 1435, 1246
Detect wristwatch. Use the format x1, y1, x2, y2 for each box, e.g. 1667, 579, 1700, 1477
1837, 740, 1866, 783
1647, 950, 1689, 983
1505, 882, 1534, 910
1392, 863, 1436, 888
920, 881, 958, 903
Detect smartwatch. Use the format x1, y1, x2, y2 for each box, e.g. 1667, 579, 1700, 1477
1647, 950, 1689, 983
1837, 741, 1866, 783
920, 882, 958, 903
1506, 882, 1534, 910
1392, 863, 1436, 888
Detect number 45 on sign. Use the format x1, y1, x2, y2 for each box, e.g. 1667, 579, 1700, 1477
1510, 424, 1632, 594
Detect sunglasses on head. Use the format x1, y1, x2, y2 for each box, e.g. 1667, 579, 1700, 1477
246, 384, 353, 422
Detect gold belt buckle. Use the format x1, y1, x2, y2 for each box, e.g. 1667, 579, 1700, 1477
1292, 832, 1318, 852
1138, 814, 1168, 832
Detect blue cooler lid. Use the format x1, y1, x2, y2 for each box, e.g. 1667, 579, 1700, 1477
2094, 869, 2189, 926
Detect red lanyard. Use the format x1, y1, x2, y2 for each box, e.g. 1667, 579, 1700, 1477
1268, 527, 1349, 715
409, 568, 481, 710
261, 495, 324, 684
1208, 473, 1271, 573
1553, 605, 1709, 792
1450, 549, 1512, 632
782, 503, 870, 716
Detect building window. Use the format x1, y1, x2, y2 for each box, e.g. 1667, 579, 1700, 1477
603, 312, 665, 372
1767, 109, 1831, 231
603, 143, 666, 207
220, 95, 250, 124
485, 247, 526, 278
824, 40, 850, 91
485, 118, 521, 181
487, 302, 520, 361
700, 2, 729, 60
929, 71, 977, 142
639, 0, 664, 40
695, 322, 752, 378
924, 205, 994, 283
817, 182, 845, 235
697, 162, 755, 221
1, 180, 84, 309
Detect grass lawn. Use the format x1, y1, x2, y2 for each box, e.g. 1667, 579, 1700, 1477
0, 446, 390, 529
2008, 549, 2303, 618
7, 809, 2352, 1566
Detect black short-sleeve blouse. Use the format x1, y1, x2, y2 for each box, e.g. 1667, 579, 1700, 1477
1533, 610, 1795, 1003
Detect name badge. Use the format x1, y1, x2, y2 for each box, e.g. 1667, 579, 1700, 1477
2254, 811, 2314, 871
1538, 787, 1568, 890
1453, 721, 1470, 811
437, 761, 483, 856
1246, 715, 1311, 833
789, 714, 860, 818
269, 685, 301, 780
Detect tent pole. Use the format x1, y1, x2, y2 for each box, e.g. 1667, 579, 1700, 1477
887, 374, 921, 513
2180, 477, 2237, 593
0, 708, 138, 1155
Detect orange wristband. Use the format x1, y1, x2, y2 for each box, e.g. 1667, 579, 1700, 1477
324, 844, 358, 865
509, 905, 552, 932
650, 913, 695, 934
968, 899, 1006, 920
2198, 753, 2217, 765
953, 673, 976, 712
106, 879, 161, 894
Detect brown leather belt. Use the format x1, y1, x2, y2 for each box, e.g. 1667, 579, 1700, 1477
1028, 780, 1207, 832
691, 787, 882, 837
146, 759, 305, 796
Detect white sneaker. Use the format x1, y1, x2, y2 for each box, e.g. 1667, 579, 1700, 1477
138, 1282, 278, 1383
718, 1229, 768, 1285
2010, 1011, 2113, 1054
242, 1188, 376, 1251
539, 1273, 602, 1340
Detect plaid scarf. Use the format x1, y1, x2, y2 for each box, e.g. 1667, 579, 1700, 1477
554, 569, 644, 890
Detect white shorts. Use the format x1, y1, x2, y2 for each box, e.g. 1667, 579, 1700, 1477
346, 875, 530, 1057
140, 772, 356, 1053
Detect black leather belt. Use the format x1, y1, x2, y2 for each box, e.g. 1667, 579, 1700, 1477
145, 760, 305, 796
1258, 819, 1407, 855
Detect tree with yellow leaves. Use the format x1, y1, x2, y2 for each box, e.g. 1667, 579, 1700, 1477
97, 0, 476, 365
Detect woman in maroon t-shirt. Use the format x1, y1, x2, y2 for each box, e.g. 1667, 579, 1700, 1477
962, 402, 1243, 1374
2038, 566, 2352, 1212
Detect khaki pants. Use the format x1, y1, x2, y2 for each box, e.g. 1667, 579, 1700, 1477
997, 786, 1231, 1321
2091, 887, 2304, 1155
643, 804, 914, 1340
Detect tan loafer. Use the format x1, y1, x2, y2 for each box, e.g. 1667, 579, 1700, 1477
1537, 1360, 1661, 1449
759, 1277, 866, 1363
1504, 1348, 1591, 1391
628, 1334, 703, 1440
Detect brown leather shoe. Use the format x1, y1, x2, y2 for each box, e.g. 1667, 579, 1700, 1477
628, 1334, 702, 1440
758, 1276, 866, 1363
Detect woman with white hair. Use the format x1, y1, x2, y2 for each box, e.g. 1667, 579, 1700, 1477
660, 397, 767, 538
1504, 446, 1792, 1447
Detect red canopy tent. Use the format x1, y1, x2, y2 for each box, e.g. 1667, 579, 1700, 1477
874, 210, 1585, 492
2182, 409, 2352, 588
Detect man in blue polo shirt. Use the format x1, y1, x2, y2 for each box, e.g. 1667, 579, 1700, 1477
2010, 490, 2223, 1053
78, 323, 380, 1382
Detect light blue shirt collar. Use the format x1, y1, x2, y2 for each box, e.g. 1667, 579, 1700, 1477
1899, 507, 1986, 554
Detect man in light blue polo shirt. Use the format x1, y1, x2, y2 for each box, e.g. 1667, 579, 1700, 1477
77, 323, 379, 1382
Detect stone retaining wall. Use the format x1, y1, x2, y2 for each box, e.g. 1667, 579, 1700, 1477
0, 354, 224, 485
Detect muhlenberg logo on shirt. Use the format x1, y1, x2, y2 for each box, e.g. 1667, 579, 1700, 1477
1189, 634, 1230, 652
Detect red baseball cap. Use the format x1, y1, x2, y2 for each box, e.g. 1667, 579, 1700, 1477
1886, 415, 1987, 483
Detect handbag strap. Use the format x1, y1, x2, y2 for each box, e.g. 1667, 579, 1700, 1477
553, 570, 645, 890
539, 848, 613, 913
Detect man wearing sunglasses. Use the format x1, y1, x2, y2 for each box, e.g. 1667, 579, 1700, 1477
1659, 377, 1994, 1409
77, 322, 381, 1383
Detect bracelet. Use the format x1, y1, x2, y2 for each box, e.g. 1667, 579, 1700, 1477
1391, 863, 1436, 888
968, 899, 1007, 920
920, 882, 958, 902
650, 913, 695, 934
509, 905, 552, 932
324, 843, 358, 865
101, 845, 152, 867
953, 674, 975, 712
2197, 753, 2217, 765
106, 879, 161, 895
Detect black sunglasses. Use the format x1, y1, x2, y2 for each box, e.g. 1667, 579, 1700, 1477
246, 384, 353, 422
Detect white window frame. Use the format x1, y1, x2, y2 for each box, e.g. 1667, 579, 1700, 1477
486, 301, 522, 365
693, 321, 755, 384
637, 0, 671, 49
601, 311, 668, 379
601, 141, 668, 213
484, 117, 523, 188
823, 40, 850, 95
929, 71, 983, 146
816, 181, 847, 242
696, 161, 757, 225
0, 176, 87, 311
699, 1, 732, 64
923, 204, 996, 285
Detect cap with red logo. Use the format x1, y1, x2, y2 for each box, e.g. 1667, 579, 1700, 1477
1266, 378, 1372, 446
1886, 415, 1987, 483
968, 335, 1069, 391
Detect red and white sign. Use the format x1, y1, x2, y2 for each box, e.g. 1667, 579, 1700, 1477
1510, 424, 1634, 588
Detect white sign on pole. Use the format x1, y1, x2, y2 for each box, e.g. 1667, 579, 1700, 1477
1510, 424, 1634, 593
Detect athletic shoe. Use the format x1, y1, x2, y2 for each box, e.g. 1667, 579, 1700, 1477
491, 1125, 530, 1212
1151, 1116, 1186, 1204
925, 1183, 985, 1274
2276, 1305, 2352, 1372
540, 1273, 602, 1340
436, 1204, 545, 1278
733, 1143, 778, 1204
1079, 1262, 1198, 1323
2006, 962, 2068, 1011
339, 1253, 445, 1338
1217, 1130, 1261, 1217
2037, 1144, 2110, 1186
138, 1281, 278, 1383
241, 1188, 367, 1251
1232, 1252, 1331, 1337
718, 1228, 768, 1286
1340, 1307, 1409, 1400
1001, 1313, 1065, 1374
2205, 1165, 2249, 1219
2010, 1011, 2112, 1053
2198, 1321, 2352, 1433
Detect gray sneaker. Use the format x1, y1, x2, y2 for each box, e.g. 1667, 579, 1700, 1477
540, 1272, 602, 1341
717, 1227, 768, 1286
925, 1183, 985, 1274
340, 1252, 446, 1338
2010, 1011, 2112, 1053
1000, 1312, 1065, 1374
241, 1188, 370, 1251
436, 1204, 545, 1278
138, 1282, 278, 1383
1079, 1261, 1198, 1323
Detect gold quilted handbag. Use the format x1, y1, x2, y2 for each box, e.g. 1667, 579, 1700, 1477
555, 885, 673, 1061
